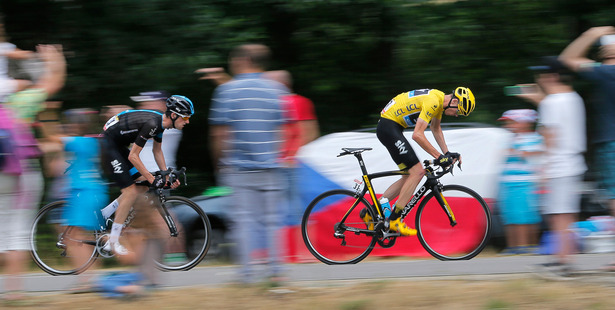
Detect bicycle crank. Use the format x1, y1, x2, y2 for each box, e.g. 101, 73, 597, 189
96, 234, 114, 258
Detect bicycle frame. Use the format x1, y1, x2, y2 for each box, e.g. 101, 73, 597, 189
340, 151, 457, 235
151, 189, 179, 237
54, 189, 180, 257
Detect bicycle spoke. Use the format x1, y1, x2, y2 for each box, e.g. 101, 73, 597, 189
416, 185, 491, 260
302, 190, 377, 264
30, 201, 98, 275
153, 197, 211, 271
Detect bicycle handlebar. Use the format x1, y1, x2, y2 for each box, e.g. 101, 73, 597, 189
151, 167, 188, 189
423, 159, 461, 178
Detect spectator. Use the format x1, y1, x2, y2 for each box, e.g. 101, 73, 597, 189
0, 44, 65, 301
262, 70, 319, 262
558, 26, 615, 271
131, 91, 183, 171
57, 108, 108, 293
514, 56, 587, 277
208, 44, 288, 284
497, 109, 544, 255
0, 20, 34, 102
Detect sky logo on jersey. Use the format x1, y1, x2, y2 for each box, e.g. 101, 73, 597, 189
111, 160, 123, 174
395, 140, 408, 155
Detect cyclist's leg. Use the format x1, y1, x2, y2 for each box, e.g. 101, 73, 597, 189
382, 176, 407, 201
389, 163, 425, 217
376, 119, 423, 213
102, 138, 145, 254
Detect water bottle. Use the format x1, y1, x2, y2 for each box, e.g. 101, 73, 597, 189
380, 197, 391, 219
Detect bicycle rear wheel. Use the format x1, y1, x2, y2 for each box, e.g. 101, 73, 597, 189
415, 185, 491, 260
153, 196, 211, 271
30, 201, 99, 275
302, 189, 377, 264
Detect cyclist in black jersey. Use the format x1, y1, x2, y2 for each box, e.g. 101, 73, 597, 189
101, 95, 194, 255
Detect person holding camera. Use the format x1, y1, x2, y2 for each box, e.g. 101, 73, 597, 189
559, 26, 615, 271
514, 56, 587, 277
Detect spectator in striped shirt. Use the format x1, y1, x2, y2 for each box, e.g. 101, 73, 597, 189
208, 44, 289, 284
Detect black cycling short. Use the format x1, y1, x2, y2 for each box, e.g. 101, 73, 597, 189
101, 135, 142, 189
376, 118, 419, 170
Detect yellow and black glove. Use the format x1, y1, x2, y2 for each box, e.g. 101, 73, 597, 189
437, 153, 454, 168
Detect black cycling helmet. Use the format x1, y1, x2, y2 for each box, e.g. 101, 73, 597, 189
166, 95, 195, 117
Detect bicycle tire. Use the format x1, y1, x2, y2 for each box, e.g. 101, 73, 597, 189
153, 196, 211, 271
415, 184, 492, 260
30, 201, 99, 275
302, 189, 377, 264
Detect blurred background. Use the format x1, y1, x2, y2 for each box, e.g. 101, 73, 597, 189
2, 0, 614, 196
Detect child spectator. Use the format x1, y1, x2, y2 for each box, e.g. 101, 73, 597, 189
497, 109, 544, 255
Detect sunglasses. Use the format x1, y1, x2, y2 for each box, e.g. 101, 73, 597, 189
176, 113, 191, 121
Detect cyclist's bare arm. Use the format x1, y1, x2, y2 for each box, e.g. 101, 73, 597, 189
152, 141, 167, 171
430, 117, 449, 155
128, 143, 156, 184
152, 141, 180, 188
412, 119, 441, 159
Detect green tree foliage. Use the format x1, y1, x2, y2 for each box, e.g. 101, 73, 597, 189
2, 0, 615, 188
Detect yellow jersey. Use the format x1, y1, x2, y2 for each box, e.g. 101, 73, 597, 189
380, 89, 445, 128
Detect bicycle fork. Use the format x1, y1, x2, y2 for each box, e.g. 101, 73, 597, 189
156, 195, 179, 237
432, 186, 457, 227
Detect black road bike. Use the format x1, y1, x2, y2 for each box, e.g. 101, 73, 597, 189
30, 167, 211, 275
302, 148, 492, 264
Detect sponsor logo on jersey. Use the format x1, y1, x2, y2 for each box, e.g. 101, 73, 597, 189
104, 116, 119, 131
149, 126, 158, 137
382, 99, 396, 113
120, 129, 138, 135
395, 140, 408, 155
111, 159, 123, 174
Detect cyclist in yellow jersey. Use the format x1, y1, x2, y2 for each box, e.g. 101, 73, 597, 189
364, 87, 475, 236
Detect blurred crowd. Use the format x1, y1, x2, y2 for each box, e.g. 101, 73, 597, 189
496, 26, 615, 278
1, 18, 321, 298
2, 9, 615, 302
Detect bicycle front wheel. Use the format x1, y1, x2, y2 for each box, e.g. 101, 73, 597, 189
302, 189, 377, 264
415, 185, 491, 260
154, 196, 211, 271
30, 201, 99, 275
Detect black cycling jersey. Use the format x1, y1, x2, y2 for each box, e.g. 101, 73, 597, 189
103, 110, 164, 147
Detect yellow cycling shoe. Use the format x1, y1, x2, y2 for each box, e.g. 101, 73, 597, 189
359, 208, 374, 230
388, 218, 417, 236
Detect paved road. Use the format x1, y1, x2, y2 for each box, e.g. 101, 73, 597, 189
10, 253, 615, 293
